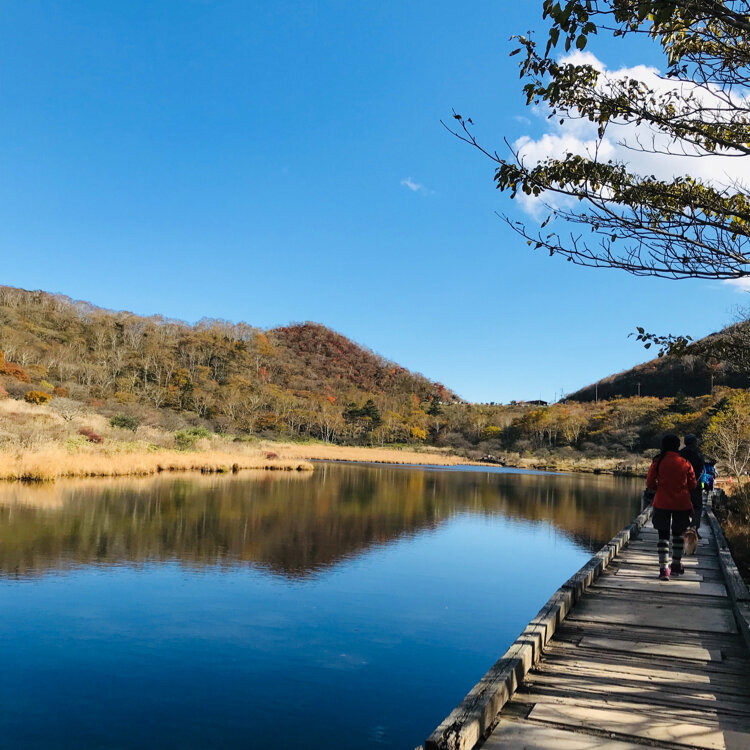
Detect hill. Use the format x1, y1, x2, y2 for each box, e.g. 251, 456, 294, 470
567, 322, 750, 402
0, 285, 456, 444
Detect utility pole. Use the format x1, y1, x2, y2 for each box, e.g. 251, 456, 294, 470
710, 373, 714, 395
637, 381, 641, 397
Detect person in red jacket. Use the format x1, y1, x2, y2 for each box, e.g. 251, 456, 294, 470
646, 433, 697, 580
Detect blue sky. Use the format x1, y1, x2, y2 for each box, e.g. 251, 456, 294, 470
0, 1, 744, 403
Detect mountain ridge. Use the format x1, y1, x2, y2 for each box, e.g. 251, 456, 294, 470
567, 323, 750, 402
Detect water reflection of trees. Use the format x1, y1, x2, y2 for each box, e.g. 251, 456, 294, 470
0, 465, 640, 578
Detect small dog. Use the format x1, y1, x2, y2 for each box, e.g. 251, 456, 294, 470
683, 527, 699, 556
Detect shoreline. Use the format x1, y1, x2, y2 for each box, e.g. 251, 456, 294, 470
0, 441, 648, 483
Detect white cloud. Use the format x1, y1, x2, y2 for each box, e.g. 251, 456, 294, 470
724, 278, 750, 292
400, 177, 432, 194
513, 52, 749, 216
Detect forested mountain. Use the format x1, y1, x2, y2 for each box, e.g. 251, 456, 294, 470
568, 323, 750, 402
0, 286, 456, 443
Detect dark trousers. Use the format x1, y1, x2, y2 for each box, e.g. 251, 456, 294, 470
690, 488, 703, 530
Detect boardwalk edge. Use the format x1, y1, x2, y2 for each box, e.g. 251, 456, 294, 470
424, 505, 653, 750
706, 497, 750, 652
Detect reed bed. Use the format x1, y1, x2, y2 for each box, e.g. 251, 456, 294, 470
0, 448, 312, 482
269, 441, 478, 466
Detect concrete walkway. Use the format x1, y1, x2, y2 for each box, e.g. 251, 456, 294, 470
479, 519, 750, 750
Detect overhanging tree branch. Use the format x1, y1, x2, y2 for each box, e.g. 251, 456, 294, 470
452, 0, 750, 279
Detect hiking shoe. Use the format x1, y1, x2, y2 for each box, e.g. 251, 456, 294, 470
671, 562, 685, 576
659, 566, 671, 580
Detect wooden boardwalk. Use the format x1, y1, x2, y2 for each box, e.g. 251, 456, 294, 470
426, 504, 750, 750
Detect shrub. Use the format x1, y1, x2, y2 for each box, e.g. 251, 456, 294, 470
50, 397, 84, 421
110, 413, 141, 431
0, 352, 30, 383
24, 390, 52, 405
40, 380, 55, 391
53, 386, 69, 397
0, 384, 7, 399
174, 426, 212, 450
114, 390, 138, 404
78, 427, 104, 444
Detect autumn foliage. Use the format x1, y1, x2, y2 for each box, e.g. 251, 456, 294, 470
24, 390, 52, 405
78, 427, 104, 444
0, 351, 30, 383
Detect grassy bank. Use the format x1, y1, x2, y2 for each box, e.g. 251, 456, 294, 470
0, 443, 474, 482
271, 441, 477, 466
0, 448, 312, 481
488, 453, 649, 477
0, 399, 316, 480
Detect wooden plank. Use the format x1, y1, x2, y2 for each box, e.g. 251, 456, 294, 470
481, 720, 645, 749
555, 619, 734, 644
539, 659, 750, 697
527, 701, 750, 749
593, 575, 727, 598
614, 566, 705, 581
567, 596, 738, 634
516, 689, 750, 726
578, 635, 722, 662
546, 642, 750, 679
616, 552, 721, 570
523, 673, 750, 716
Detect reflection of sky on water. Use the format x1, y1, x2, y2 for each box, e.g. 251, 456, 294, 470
0, 464, 640, 749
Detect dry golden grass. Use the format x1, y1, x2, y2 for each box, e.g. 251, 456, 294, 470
268, 441, 478, 466
0, 399, 314, 481
0, 448, 312, 482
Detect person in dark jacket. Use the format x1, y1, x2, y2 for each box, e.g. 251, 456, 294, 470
680, 434, 705, 531
646, 434, 697, 580
704, 460, 717, 492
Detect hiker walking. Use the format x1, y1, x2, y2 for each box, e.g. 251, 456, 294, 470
646, 434, 697, 580
704, 460, 717, 493
680, 434, 705, 531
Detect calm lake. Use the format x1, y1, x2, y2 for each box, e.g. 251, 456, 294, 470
0, 462, 641, 749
